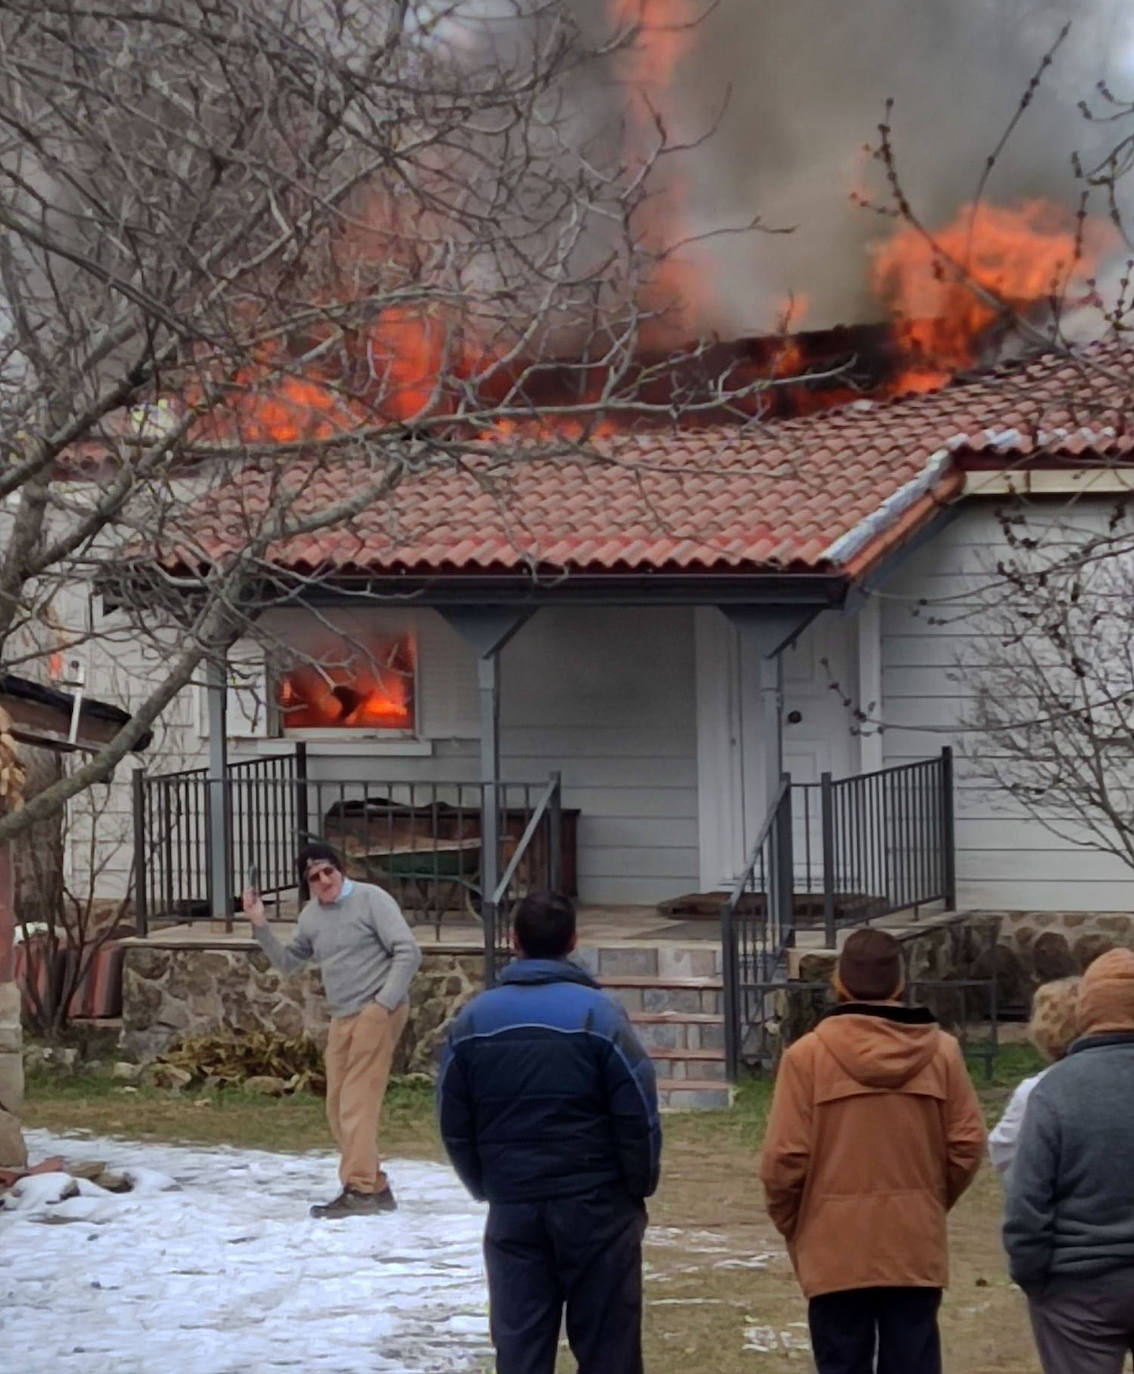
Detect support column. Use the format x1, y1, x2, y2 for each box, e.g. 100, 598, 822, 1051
477, 649, 501, 931
205, 656, 232, 928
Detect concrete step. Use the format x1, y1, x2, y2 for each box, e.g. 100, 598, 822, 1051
576, 943, 722, 980
599, 974, 723, 1016
629, 1011, 724, 1053
648, 1046, 728, 1083
657, 1078, 733, 1111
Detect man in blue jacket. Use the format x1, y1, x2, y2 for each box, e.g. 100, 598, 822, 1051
437, 890, 661, 1374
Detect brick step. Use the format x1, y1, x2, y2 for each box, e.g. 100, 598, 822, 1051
657, 1078, 733, 1111
648, 1046, 728, 1083
600, 974, 722, 1016
629, 1010, 724, 1053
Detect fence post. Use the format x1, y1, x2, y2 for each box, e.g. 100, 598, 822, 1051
776, 777, 794, 949
548, 771, 562, 891
821, 771, 836, 947
295, 742, 310, 904
132, 767, 149, 937
721, 897, 739, 1081
941, 746, 957, 910
482, 897, 497, 989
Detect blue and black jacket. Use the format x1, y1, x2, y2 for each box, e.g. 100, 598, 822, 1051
436, 958, 661, 1204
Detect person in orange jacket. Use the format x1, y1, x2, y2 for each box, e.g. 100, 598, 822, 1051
760, 927, 986, 1374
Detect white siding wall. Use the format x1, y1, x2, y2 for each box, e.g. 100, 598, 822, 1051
879, 501, 1134, 911
82, 603, 700, 907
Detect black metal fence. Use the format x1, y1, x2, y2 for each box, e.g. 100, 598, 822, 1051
721, 748, 958, 1078
133, 748, 562, 981
790, 750, 956, 941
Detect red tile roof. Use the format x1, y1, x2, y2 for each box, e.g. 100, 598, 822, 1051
155, 341, 1134, 581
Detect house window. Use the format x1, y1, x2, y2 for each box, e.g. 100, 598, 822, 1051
274, 630, 417, 735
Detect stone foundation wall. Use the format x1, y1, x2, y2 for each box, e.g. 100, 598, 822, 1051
0, 981, 26, 1168
782, 911, 1003, 1052
984, 911, 1134, 1008
120, 943, 483, 1075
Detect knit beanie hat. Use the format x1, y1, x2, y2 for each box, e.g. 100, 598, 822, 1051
1078, 948, 1134, 1036
837, 928, 904, 1002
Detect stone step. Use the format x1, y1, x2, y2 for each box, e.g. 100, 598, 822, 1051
599, 974, 723, 1016
648, 1046, 728, 1083
629, 1011, 725, 1053
657, 1078, 733, 1111
575, 943, 722, 980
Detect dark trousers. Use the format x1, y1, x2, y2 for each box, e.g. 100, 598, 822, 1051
484, 1188, 646, 1374
807, 1286, 942, 1374
1027, 1270, 1134, 1373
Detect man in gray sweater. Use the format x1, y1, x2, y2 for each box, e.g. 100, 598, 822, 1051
243, 842, 422, 1218
1004, 947, 1134, 1371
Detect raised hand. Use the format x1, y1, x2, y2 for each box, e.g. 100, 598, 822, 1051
242, 887, 266, 926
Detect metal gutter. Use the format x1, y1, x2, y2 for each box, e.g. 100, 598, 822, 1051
819, 435, 969, 567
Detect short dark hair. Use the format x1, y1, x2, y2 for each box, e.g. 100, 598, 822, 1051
296, 842, 343, 881
838, 927, 903, 1001
513, 891, 576, 960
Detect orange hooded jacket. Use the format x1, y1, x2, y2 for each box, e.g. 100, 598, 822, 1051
759, 1003, 986, 1298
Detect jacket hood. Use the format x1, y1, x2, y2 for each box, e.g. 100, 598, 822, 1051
1078, 948, 1134, 1036
498, 957, 599, 989
815, 1003, 940, 1089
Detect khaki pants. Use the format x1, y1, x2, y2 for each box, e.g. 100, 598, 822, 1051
324, 999, 408, 1194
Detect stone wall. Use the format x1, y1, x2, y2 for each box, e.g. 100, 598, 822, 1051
780, 911, 1003, 1053
0, 981, 26, 1168
989, 911, 1134, 1006
120, 943, 483, 1075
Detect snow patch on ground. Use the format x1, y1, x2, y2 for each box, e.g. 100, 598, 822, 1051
1, 1131, 490, 1374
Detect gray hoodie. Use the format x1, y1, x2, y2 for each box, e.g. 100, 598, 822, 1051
1004, 1032, 1134, 1291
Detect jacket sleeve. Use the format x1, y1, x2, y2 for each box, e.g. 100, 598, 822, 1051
988, 1075, 1037, 1177
759, 1043, 813, 1241
436, 1022, 484, 1201
942, 1037, 986, 1208
1003, 1089, 1059, 1292
603, 1010, 662, 1198
252, 918, 314, 976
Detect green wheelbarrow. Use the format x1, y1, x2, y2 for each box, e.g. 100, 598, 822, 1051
346, 836, 483, 936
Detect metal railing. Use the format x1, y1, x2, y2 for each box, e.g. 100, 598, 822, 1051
133, 750, 564, 976
482, 770, 563, 986
721, 777, 793, 1079
720, 748, 956, 1078
794, 749, 956, 944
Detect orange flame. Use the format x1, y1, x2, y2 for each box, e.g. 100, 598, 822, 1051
872, 200, 1112, 393
278, 634, 415, 730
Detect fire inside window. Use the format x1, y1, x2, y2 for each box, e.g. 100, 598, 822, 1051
275, 634, 415, 732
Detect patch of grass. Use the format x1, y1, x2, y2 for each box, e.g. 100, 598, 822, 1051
23, 1068, 441, 1157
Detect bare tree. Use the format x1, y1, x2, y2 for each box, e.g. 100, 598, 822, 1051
0, 0, 781, 846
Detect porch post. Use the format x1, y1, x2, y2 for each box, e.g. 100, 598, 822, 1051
438, 608, 533, 986
856, 593, 884, 774
205, 655, 232, 928
478, 650, 501, 966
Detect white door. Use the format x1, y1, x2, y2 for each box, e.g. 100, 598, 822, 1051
696, 608, 858, 891
777, 612, 856, 895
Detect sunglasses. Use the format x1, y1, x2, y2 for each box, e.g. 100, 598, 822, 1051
306, 865, 338, 882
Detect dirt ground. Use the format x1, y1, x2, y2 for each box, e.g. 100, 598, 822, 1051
23, 1059, 1060, 1372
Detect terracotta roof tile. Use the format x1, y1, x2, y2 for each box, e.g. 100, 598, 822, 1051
156, 340, 1134, 579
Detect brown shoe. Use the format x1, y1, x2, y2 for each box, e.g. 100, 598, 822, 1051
309, 1187, 397, 1219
